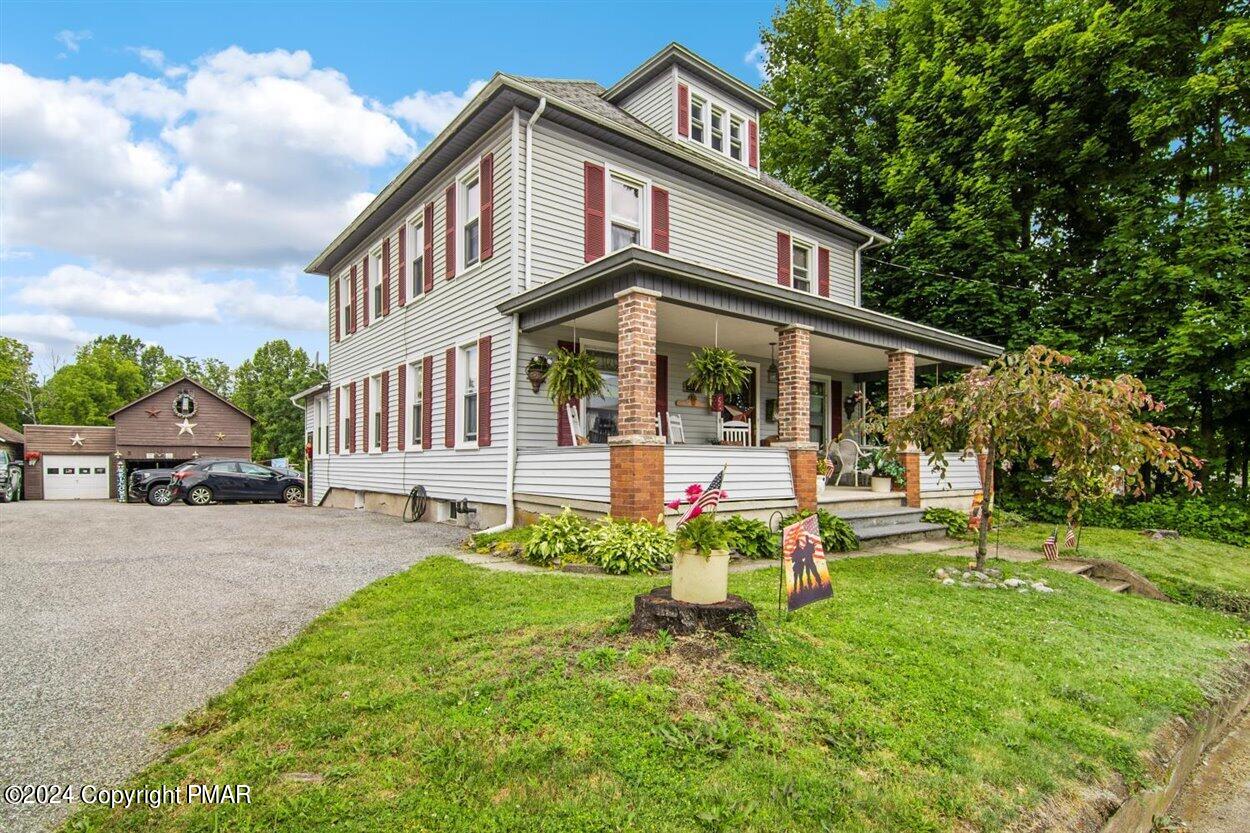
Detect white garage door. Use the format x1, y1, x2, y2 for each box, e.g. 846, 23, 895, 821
43, 455, 110, 500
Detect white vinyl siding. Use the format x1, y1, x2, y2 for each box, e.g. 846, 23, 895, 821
325, 121, 513, 505
616, 73, 674, 136
527, 121, 858, 302
920, 454, 983, 492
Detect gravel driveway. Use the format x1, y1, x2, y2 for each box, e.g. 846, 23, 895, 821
0, 500, 464, 832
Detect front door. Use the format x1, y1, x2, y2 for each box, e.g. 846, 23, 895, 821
809, 381, 828, 446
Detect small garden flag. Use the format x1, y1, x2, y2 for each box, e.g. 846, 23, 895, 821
1065, 524, 1077, 549
781, 514, 833, 612
1043, 530, 1059, 561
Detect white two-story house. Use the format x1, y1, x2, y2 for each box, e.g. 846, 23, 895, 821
297, 43, 998, 528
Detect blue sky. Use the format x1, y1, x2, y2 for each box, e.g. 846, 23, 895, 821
0, 1, 775, 369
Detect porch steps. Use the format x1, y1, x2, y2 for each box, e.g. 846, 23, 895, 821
836, 507, 948, 548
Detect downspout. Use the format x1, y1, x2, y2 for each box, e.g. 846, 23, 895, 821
523, 97, 547, 290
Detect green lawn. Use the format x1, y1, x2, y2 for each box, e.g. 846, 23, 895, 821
991, 522, 1250, 618
66, 553, 1248, 833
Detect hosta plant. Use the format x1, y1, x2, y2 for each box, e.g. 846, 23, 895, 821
588, 518, 674, 575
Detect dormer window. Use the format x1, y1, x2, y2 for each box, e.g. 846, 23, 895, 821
690, 94, 705, 143
729, 116, 743, 161
710, 106, 724, 152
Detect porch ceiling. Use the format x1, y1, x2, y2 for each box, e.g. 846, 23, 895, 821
500, 247, 1001, 367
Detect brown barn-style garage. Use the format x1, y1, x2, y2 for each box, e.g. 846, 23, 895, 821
22, 376, 254, 500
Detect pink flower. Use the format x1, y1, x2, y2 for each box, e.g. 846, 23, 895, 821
664, 498, 682, 510
685, 483, 703, 498
685, 505, 703, 521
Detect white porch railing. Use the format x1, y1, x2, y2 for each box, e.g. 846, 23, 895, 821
920, 452, 982, 492
665, 446, 792, 501
514, 445, 794, 504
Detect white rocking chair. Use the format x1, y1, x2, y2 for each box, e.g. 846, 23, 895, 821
666, 412, 687, 444
565, 402, 588, 446
719, 417, 752, 446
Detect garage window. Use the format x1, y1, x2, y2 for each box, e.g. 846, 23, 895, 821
47, 468, 60, 474
94, 467, 105, 474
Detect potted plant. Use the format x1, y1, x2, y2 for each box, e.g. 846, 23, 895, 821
526, 355, 550, 394
816, 456, 832, 497
546, 347, 605, 443
671, 513, 730, 604
860, 447, 905, 493
687, 346, 748, 415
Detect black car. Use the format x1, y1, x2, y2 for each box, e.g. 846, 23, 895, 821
168, 459, 305, 506
130, 463, 193, 506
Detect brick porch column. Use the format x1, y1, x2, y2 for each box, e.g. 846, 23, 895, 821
609, 287, 665, 521
776, 324, 818, 512
887, 348, 921, 508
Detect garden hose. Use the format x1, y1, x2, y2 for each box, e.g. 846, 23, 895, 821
403, 485, 428, 523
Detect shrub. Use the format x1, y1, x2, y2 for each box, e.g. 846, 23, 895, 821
778, 509, 859, 553
675, 514, 729, 555
524, 508, 591, 566
923, 507, 969, 538
587, 518, 674, 575
722, 515, 778, 559
1000, 493, 1250, 547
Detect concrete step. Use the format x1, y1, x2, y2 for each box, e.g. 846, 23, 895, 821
856, 521, 948, 544
821, 495, 908, 515
1090, 577, 1132, 593
1048, 560, 1095, 576
839, 507, 926, 532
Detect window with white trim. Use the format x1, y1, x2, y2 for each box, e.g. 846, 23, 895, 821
608, 172, 645, 251
408, 220, 424, 299
458, 343, 479, 445
460, 171, 481, 270
792, 241, 813, 293
729, 116, 743, 161
689, 94, 705, 143
339, 386, 351, 454
369, 374, 382, 452
339, 273, 352, 335
710, 106, 725, 152
370, 249, 383, 320
408, 360, 423, 447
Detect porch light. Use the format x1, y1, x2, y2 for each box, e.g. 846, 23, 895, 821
767, 342, 778, 385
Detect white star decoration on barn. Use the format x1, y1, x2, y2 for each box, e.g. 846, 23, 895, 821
215, 432, 226, 442
176, 418, 196, 436
69, 433, 84, 447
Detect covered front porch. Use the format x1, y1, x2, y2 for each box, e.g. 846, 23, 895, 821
500, 247, 1000, 520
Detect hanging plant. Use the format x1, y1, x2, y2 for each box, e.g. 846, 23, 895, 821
687, 347, 748, 413
546, 347, 606, 407
526, 355, 550, 394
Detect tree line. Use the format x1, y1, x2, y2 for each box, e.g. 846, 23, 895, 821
0, 335, 325, 464
760, 0, 1247, 489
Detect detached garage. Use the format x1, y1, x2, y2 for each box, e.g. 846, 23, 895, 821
22, 425, 119, 501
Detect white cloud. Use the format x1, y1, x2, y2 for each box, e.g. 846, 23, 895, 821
0, 49, 420, 271
745, 43, 769, 80
15, 265, 326, 332
55, 30, 92, 55
0, 312, 95, 355
127, 46, 188, 79
391, 79, 487, 134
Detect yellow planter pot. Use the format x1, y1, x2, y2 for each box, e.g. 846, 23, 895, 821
671, 549, 730, 605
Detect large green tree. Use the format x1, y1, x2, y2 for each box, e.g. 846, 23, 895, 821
0, 337, 37, 427
233, 340, 325, 464
40, 342, 147, 426
761, 0, 1249, 488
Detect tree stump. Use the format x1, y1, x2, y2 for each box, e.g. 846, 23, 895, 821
630, 586, 757, 637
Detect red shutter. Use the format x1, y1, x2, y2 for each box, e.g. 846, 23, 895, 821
556, 339, 578, 446
380, 371, 390, 452
444, 185, 456, 279
332, 279, 340, 342
818, 246, 831, 297
748, 120, 758, 168
480, 153, 494, 261
397, 226, 407, 306
421, 355, 433, 450
656, 353, 668, 426
362, 377, 370, 450
583, 162, 605, 262
830, 380, 843, 440
478, 335, 492, 447
423, 202, 435, 293
677, 83, 689, 137
333, 387, 340, 453
651, 187, 669, 253
349, 266, 358, 334
444, 348, 456, 447
777, 232, 791, 286
382, 238, 392, 316
396, 362, 406, 451
361, 256, 370, 326
349, 381, 357, 452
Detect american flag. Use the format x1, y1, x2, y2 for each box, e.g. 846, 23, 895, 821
1043, 530, 1059, 560
1065, 525, 1077, 549
678, 467, 726, 525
